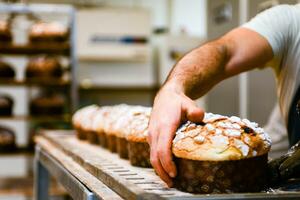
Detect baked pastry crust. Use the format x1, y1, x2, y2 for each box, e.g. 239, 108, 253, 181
30, 95, 65, 116
0, 95, 13, 116
104, 104, 131, 137
29, 22, 68, 42
172, 113, 271, 161
0, 60, 15, 79
0, 21, 12, 42
72, 105, 99, 132
25, 56, 63, 79
0, 126, 16, 152
125, 107, 151, 143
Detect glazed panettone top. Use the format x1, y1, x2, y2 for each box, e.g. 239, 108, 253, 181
172, 113, 272, 161
72, 105, 99, 131
113, 106, 149, 138
103, 104, 130, 135
92, 106, 112, 133
126, 107, 151, 143
30, 22, 67, 36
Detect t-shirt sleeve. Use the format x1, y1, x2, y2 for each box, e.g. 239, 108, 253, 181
242, 5, 293, 69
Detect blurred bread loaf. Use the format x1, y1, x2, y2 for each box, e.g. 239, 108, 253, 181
29, 22, 68, 42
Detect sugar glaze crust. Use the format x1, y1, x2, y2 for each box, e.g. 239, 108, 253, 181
72, 105, 99, 131
172, 113, 272, 161
29, 22, 67, 37
125, 107, 151, 143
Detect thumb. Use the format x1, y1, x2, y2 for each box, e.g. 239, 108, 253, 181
183, 99, 205, 123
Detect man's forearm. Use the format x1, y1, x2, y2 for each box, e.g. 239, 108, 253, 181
164, 40, 229, 100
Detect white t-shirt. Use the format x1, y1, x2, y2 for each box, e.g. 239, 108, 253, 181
243, 4, 300, 125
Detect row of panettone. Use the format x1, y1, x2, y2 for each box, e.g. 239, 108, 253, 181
0, 56, 64, 81
72, 104, 272, 194
73, 104, 152, 167
0, 20, 68, 43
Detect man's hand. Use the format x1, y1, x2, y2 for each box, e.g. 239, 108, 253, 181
268, 141, 300, 185
148, 85, 204, 187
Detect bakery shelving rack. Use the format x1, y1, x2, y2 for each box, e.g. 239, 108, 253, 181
0, 3, 78, 199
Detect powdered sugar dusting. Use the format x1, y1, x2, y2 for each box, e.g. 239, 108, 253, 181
172, 112, 272, 159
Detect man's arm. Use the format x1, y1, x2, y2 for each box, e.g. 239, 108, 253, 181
148, 27, 274, 186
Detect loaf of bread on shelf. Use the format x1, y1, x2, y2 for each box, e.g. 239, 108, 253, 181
91, 106, 112, 147
103, 104, 130, 153
113, 105, 149, 159
29, 21, 68, 42
172, 113, 272, 194
72, 105, 99, 140
30, 94, 65, 116
0, 20, 12, 43
72, 104, 152, 164
0, 95, 13, 116
0, 60, 15, 79
125, 106, 152, 167
25, 56, 63, 80
0, 126, 16, 152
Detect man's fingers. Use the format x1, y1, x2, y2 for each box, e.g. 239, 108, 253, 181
150, 146, 173, 187
157, 126, 177, 178
148, 126, 173, 186
184, 100, 205, 123
147, 130, 153, 144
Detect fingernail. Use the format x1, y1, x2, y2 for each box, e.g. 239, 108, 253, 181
169, 172, 175, 177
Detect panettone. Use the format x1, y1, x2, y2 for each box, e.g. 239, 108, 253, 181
0, 60, 15, 79
29, 22, 68, 42
113, 106, 147, 159
172, 113, 272, 193
0, 21, 12, 43
104, 104, 130, 153
0, 126, 16, 152
25, 56, 63, 81
92, 106, 111, 147
126, 107, 152, 167
30, 94, 65, 116
0, 95, 13, 116
72, 105, 99, 140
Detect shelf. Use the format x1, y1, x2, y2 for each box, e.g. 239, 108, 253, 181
79, 55, 149, 63
0, 146, 33, 157
0, 176, 67, 197
0, 43, 70, 55
0, 78, 70, 87
79, 85, 159, 92
0, 114, 71, 122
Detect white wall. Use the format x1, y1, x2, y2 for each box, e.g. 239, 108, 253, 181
170, 0, 207, 37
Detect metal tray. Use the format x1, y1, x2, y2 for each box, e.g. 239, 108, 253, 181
41, 131, 300, 200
